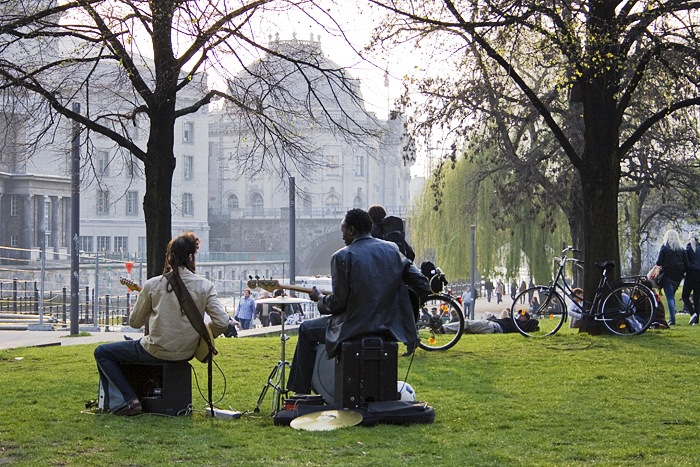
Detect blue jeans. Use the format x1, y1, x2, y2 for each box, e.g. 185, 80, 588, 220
662, 279, 681, 324
94, 339, 167, 411
238, 318, 251, 330
287, 316, 328, 394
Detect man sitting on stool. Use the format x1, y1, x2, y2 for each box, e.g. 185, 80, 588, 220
287, 209, 430, 395
94, 232, 230, 415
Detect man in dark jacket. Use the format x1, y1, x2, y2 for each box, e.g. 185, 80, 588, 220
287, 209, 430, 394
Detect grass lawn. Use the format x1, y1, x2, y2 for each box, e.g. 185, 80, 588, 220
1, 316, 699, 466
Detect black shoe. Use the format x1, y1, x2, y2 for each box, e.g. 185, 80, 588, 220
113, 399, 142, 416
689, 314, 698, 325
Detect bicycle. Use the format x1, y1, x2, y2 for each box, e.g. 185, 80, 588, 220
510, 246, 658, 337
414, 266, 465, 351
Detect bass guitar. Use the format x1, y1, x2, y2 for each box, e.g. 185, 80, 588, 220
119, 277, 216, 363
246, 278, 331, 296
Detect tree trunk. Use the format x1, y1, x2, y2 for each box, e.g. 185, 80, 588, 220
143, 0, 178, 279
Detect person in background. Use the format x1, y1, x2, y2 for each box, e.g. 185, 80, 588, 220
655, 229, 688, 325
235, 288, 256, 330
495, 279, 505, 304
94, 232, 229, 415
461, 286, 472, 318
519, 280, 527, 303
256, 291, 271, 326
510, 279, 518, 302
484, 278, 494, 302
568, 288, 584, 328
682, 232, 700, 325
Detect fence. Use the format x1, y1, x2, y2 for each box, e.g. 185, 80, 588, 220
0, 278, 135, 328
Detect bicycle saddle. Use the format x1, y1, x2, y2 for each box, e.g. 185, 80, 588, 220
595, 260, 616, 270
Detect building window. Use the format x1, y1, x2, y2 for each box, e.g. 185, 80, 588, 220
10, 235, 18, 247
79, 236, 93, 253
353, 195, 363, 209
114, 236, 128, 254
138, 236, 146, 257
97, 236, 110, 253
183, 155, 194, 180
97, 150, 110, 176
183, 122, 194, 143
96, 190, 109, 214
250, 192, 264, 216
227, 194, 239, 209
325, 194, 340, 213
126, 191, 139, 216
182, 193, 194, 216
354, 155, 365, 177
10, 195, 18, 216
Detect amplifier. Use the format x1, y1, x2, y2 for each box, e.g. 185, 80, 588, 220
121, 361, 192, 416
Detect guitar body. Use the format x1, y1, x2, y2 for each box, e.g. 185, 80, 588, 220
120, 277, 217, 363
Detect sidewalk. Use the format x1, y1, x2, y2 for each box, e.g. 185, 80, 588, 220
0, 324, 299, 351
0, 295, 519, 351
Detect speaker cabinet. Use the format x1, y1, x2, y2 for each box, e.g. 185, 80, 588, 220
121, 361, 192, 416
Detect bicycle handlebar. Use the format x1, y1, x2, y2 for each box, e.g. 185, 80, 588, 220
561, 246, 582, 255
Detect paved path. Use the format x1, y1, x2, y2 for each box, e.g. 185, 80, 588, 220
0, 296, 519, 351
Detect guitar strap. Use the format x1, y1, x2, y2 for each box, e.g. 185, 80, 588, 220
165, 270, 216, 416
165, 271, 216, 358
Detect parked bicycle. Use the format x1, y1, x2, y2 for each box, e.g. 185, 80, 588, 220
414, 265, 465, 351
510, 247, 658, 337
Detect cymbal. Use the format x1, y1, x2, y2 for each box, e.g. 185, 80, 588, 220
256, 297, 312, 304
290, 410, 363, 431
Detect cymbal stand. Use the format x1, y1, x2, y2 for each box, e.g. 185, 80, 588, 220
254, 305, 289, 415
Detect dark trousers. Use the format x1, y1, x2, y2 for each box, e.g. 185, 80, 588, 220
287, 316, 328, 394
94, 339, 168, 411
682, 270, 700, 316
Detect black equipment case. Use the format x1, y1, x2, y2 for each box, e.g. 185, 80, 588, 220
335, 336, 398, 408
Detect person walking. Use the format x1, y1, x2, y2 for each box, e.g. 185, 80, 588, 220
235, 288, 256, 330
484, 278, 494, 302
682, 232, 700, 325
655, 229, 688, 325
519, 280, 527, 304
495, 279, 504, 304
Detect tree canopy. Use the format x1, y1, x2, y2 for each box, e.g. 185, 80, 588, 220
371, 0, 700, 313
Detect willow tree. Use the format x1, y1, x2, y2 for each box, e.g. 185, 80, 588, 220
0, 0, 372, 277
371, 0, 700, 317
411, 150, 569, 284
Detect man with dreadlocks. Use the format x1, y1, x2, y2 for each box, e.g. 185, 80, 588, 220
94, 232, 229, 415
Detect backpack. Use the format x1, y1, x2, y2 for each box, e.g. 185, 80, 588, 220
381, 216, 415, 262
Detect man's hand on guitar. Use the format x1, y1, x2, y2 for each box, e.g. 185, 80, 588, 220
308, 286, 321, 302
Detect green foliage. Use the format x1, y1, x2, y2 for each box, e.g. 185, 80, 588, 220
2, 324, 700, 465
410, 152, 570, 284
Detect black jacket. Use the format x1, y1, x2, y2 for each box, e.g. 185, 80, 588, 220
317, 235, 430, 357
656, 244, 688, 282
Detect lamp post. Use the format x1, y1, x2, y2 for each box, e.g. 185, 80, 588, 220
70, 102, 81, 335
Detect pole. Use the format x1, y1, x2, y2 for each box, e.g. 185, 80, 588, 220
94, 252, 99, 326
289, 176, 296, 285
70, 102, 80, 335
39, 237, 46, 324
470, 225, 476, 320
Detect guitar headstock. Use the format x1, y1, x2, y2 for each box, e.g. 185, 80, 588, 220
119, 277, 142, 292
247, 279, 281, 293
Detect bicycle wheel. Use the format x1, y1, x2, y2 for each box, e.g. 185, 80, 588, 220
600, 281, 656, 336
511, 287, 566, 337
417, 293, 464, 351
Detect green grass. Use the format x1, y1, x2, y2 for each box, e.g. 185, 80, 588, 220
2, 318, 700, 466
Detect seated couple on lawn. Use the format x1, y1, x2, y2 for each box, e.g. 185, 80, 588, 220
443, 308, 539, 334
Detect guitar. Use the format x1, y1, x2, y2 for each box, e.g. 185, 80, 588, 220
119, 277, 216, 363
246, 278, 331, 296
